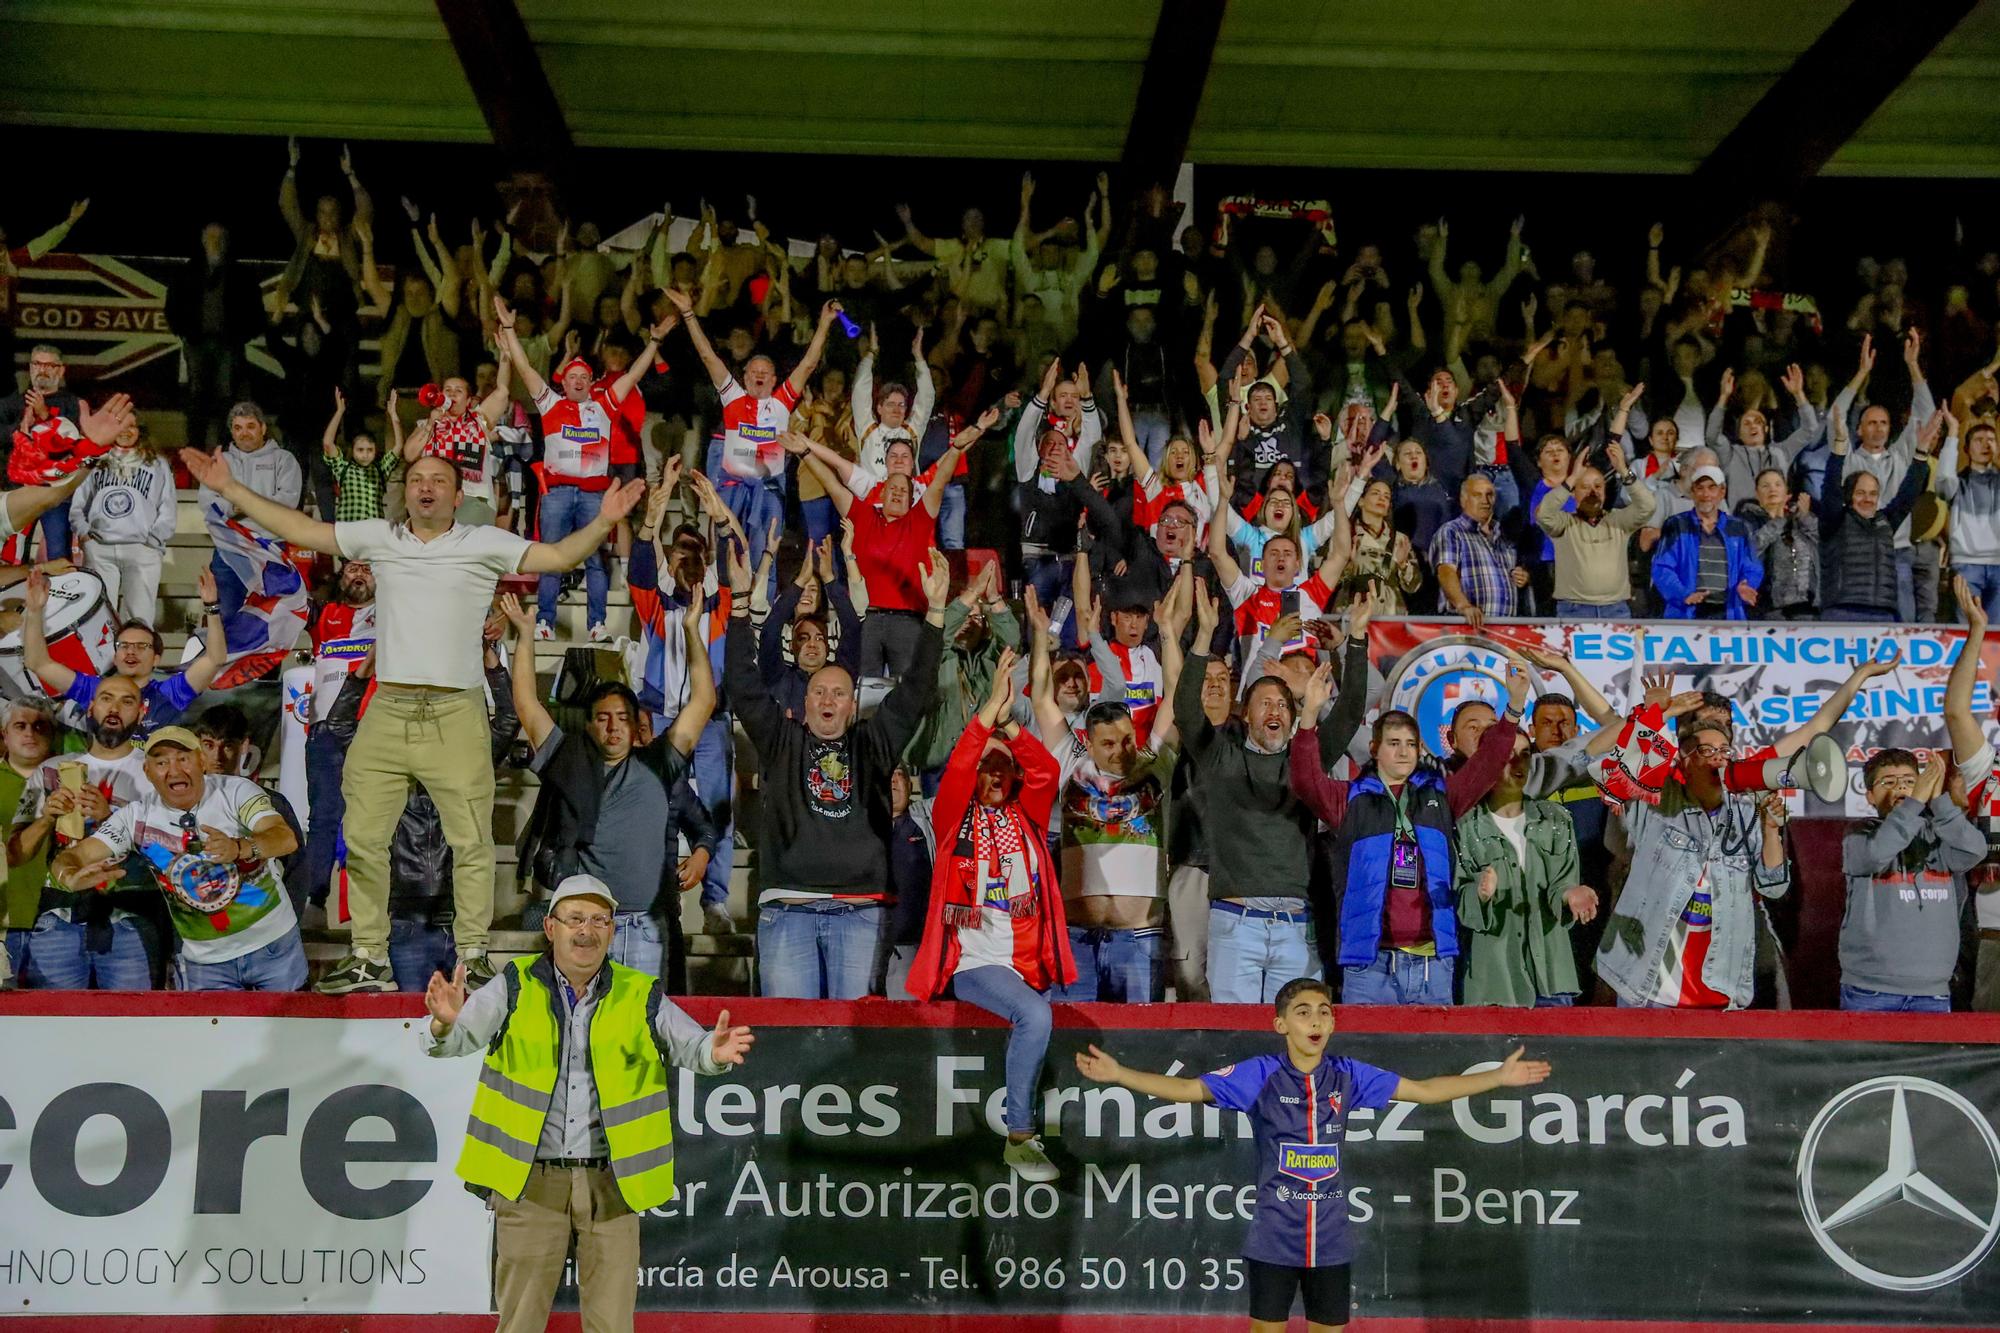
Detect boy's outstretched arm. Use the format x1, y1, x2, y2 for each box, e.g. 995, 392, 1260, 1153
1394, 1046, 1550, 1104
1075, 1044, 1215, 1103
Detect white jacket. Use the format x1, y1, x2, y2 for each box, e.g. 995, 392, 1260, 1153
70, 451, 178, 549
852, 355, 936, 477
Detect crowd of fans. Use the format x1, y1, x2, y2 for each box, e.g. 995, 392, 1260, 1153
3, 146, 1998, 1171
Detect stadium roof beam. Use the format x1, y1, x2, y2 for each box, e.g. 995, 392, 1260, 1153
1118, 0, 1230, 193
434, 0, 573, 174
1691, 0, 1978, 227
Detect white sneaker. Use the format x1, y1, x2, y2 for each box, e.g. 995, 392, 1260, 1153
702, 903, 735, 935
588, 622, 611, 643
534, 622, 554, 642
1003, 1136, 1059, 1183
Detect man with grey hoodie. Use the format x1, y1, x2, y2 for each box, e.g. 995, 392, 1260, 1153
1841, 746, 1985, 1012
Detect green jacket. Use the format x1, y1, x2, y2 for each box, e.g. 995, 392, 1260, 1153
1453, 799, 1583, 1006
0, 764, 45, 932
903, 597, 1021, 772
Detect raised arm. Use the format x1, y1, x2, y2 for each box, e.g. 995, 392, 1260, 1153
1073, 1045, 1214, 1104
497, 595, 554, 750
491, 296, 550, 403
521, 479, 646, 574
1948, 576, 1989, 763
179, 449, 338, 554
1394, 1046, 1550, 1106
666, 595, 716, 756
920, 409, 998, 517
787, 301, 842, 397
178, 569, 230, 694
1773, 652, 1899, 759
611, 312, 677, 404
20, 572, 76, 694
785, 432, 855, 517
662, 286, 730, 389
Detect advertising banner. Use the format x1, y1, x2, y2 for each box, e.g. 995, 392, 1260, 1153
1367, 618, 2000, 815
2, 1002, 1996, 1326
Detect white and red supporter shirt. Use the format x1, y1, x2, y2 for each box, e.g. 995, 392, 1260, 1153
309, 600, 377, 724
1955, 743, 2000, 931
424, 411, 497, 500
1087, 641, 1164, 745
719, 378, 801, 481
1225, 569, 1334, 679
593, 372, 647, 467
531, 385, 617, 490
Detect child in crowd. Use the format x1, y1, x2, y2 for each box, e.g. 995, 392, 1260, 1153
321, 388, 397, 522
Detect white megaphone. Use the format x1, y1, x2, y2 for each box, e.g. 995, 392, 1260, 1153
1723, 733, 1847, 803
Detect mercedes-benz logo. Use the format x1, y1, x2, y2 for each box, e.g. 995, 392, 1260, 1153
1796, 1075, 2000, 1291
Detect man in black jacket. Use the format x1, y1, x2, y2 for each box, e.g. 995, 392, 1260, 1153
725, 535, 948, 998
165, 224, 266, 449
1217, 307, 1316, 504
505, 589, 717, 987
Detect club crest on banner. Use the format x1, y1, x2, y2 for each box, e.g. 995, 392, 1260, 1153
1382, 636, 1541, 758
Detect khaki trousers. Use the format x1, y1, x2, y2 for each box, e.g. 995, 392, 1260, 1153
340, 685, 496, 958
494, 1164, 638, 1333
1166, 865, 1212, 1002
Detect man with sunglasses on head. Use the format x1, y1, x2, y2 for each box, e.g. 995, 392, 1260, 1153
22, 567, 229, 732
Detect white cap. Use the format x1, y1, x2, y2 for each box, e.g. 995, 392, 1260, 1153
548, 874, 616, 915
1690, 465, 1726, 489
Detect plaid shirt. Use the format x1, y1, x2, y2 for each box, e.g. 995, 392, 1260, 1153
1430, 513, 1518, 617
326, 452, 396, 522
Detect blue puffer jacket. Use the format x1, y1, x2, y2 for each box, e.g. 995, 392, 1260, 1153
1651, 510, 1764, 619
1332, 765, 1459, 965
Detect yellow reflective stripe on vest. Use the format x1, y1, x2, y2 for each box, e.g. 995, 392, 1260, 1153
456, 958, 559, 1203
592, 965, 678, 1212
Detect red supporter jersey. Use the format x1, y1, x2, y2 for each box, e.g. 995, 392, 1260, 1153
848, 503, 937, 614
593, 373, 647, 466
719, 379, 800, 480
532, 385, 617, 490
1229, 570, 1335, 662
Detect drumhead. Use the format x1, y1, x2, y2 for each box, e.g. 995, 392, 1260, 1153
0, 569, 109, 647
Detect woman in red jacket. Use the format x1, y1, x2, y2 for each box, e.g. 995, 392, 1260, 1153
905, 648, 1074, 1183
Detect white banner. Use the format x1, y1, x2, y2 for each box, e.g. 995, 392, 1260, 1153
0, 1016, 491, 1315
1371, 619, 1999, 816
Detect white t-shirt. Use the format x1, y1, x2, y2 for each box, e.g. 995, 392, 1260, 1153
333, 521, 530, 689
1490, 810, 1527, 872
93, 775, 296, 964
953, 850, 1029, 977
16, 748, 153, 908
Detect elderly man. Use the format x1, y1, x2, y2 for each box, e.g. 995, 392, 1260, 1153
1652, 463, 1763, 620
723, 535, 948, 998
51, 726, 304, 992
1432, 472, 1524, 627
178, 445, 645, 994
1537, 441, 1655, 618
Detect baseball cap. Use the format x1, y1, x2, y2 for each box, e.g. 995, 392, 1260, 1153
548, 874, 616, 915
1690, 465, 1726, 488
142, 726, 202, 755
557, 357, 595, 380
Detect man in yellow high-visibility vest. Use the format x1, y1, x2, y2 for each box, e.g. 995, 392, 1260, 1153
423, 873, 754, 1331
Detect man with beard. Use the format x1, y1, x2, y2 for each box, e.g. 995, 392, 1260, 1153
8, 675, 165, 988
723, 537, 947, 998
177, 447, 644, 994
1592, 696, 1790, 1009
53, 727, 305, 992
1537, 440, 1655, 618
296, 557, 377, 917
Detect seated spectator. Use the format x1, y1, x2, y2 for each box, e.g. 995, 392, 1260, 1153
1592, 695, 1789, 1010
761, 538, 862, 721
1840, 748, 1983, 1013
1455, 742, 1597, 1007
1537, 440, 1654, 619
8, 675, 165, 989
51, 726, 304, 992
0, 699, 56, 984
1290, 656, 1526, 1006
69, 416, 176, 625
1820, 408, 1931, 623
1431, 472, 1522, 627
507, 590, 717, 984
1934, 413, 2000, 622
1651, 463, 1762, 620
904, 655, 1070, 1182
723, 537, 947, 998
24, 568, 228, 732
1739, 468, 1820, 620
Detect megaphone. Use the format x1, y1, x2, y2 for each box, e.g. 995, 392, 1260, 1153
1723, 733, 1847, 803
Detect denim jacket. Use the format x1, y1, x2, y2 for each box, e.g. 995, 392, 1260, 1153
1597, 784, 1789, 1008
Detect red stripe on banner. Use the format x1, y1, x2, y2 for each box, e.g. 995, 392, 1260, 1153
3, 991, 1998, 1044
25, 1316, 1952, 1333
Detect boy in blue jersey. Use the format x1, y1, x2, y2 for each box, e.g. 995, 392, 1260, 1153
1075, 977, 1551, 1332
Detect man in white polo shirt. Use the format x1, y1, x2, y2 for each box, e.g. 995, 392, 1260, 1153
178, 446, 644, 993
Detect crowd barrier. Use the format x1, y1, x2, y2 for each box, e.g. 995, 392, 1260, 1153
2, 993, 1994, 1331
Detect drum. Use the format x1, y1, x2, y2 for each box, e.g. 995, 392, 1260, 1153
0, 570, 116, 701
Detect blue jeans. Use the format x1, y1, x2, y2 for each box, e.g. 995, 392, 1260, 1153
536, 486, 608, 630
1340, 948, 1454, 1005
4, 927, 26, 978
757, 900, 885, 998
952, 965, 1054, 1133
610, 910, 666, 978
719, 476, 785, 600
1481, 464, 1521, 526
1050, 926, 1163, 1003
1959, 562, 2000, 623
299, 723, 348, 909
802, 496, 839, 546
1131, 409, 1172, 468
690, 713, 734, 908
1206, 903, 1318, 1005
1839, 983, 1949, 1013
35, 504, 71, 565
1023, 553, 1076, 650
177, 933, 309, 991
1556, 599, 1630, 619
387, 918, 456, 993
1534, 993, 1576, 1007
936, 484, 966, 551
23, 911, 157, 990
1615, 993, 1681, 1009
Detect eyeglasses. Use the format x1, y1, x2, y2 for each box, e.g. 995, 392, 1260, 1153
116, 640, 154, 652
553, 913, 613, 930
1159, 515, 1194, 529
1689, 744, 1732, 761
